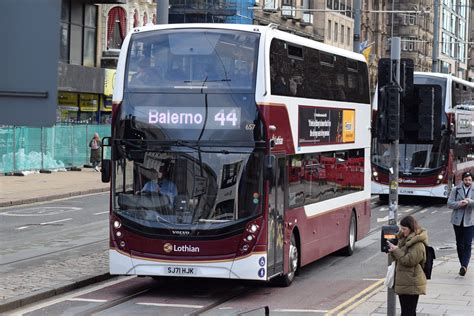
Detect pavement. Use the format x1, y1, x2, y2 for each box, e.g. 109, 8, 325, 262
0, 170, 473, 315
347, 254, 474, 315
0, 168, 110, 314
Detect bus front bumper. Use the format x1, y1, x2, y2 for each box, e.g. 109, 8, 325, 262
109, 249, 268, 281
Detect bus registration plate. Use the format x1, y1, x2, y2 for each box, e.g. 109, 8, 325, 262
165, 266, 196, 275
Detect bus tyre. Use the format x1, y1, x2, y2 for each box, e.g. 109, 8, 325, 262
341, 212, 356, 256
276, 233, 298, 287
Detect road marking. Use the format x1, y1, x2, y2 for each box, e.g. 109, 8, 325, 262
137, 302, 204, 308
324, 279, 384, 316
336, 284, 385, 315
0, 206, 82, 217
68, 298, 107, 303
273, 309, 328, 313
40, 218, 72, 225
9, 277, 135, 315
377, 216, 388, 223
94, 211, 109, 215
432, 210, 438, 214
405, 208, 413, 212
420, 209, 428, 213
379, 207, 388, 211
16, 226, 30, 230
362, 278, 381, 281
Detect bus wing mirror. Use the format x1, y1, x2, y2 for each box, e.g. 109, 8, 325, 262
101, 159, 111, 183
264, 155, 276, 182
101, 136, 112, 183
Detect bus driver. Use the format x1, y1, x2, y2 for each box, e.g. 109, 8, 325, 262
142, 165, 178, 204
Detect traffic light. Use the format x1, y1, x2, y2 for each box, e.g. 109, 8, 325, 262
377, 84, 400, 142
377, 58, 414, 96
377, 58, 394, 89
400, 59, 414, 97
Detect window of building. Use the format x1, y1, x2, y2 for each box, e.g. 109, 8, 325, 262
60, 0, 97, 67
60, 0, 70, 63
404, 13, 416, 25
327, 0, 333, 9
458, 43, 465, 61
328, 20, 332, 41
83, 4, 97, 67
347, 27, 351, 46
335, 22, 338, 41
402, 37, 416, 51
107, 6, 127, 50
341, 25, 345, 45
334, 0, 339, 10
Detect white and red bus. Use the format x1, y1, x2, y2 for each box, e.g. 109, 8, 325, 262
103, 24, 371, 286
372, 72, 474, 200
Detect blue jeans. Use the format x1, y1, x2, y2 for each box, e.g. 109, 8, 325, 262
453, 223, 473, 268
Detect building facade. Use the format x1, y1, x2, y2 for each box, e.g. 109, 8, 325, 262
469, 2, 474, 82
437, 0, 470, 79
57, 0, 126, 125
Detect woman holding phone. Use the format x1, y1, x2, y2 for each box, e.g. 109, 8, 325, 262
387, 215, 428, 316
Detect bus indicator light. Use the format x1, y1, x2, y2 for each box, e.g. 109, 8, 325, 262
119, 241, 126, 248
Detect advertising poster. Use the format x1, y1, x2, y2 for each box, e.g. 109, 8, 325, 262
298, 106, 355, 146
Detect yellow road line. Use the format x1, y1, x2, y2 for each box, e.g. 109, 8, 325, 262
336, 284, 385, 315
324, 278, 384, 316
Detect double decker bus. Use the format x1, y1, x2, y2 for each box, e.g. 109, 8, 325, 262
372, 72, 474, 200
102, 24, 371, 286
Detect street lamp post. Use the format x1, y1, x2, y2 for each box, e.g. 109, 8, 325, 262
156, 0, 169, 24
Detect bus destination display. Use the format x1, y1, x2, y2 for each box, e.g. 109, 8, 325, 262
135, 106, 241, 129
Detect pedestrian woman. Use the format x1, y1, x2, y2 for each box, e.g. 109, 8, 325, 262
89, 133, 102, 171
387, 215, 427, 316
447, 171, 473, 276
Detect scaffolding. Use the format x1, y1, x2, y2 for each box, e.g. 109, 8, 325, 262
169, 0, 254, 24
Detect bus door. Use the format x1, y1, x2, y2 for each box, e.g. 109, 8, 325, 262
267, 156, 287, 277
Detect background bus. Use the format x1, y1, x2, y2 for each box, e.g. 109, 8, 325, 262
103, 24, 371, 286
372, 72, 474, 200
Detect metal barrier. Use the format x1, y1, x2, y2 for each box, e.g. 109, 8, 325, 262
0, 124, 111, 174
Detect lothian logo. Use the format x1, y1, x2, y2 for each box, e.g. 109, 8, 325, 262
163, 243, 200, 253
163, 243, 173, 253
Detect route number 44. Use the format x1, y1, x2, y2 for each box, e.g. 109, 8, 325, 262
214, 110, 238, 126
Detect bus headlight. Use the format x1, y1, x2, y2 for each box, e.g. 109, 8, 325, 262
116, 231, 122, 238
248, 224, 259, 233
437, 174, 443, 180
113, 220, 121, 229
246, 235, 254, 242
372, 171, 378, 177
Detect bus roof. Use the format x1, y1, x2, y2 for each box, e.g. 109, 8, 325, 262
128, 23, 366, 64
414, 72, 474, 87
